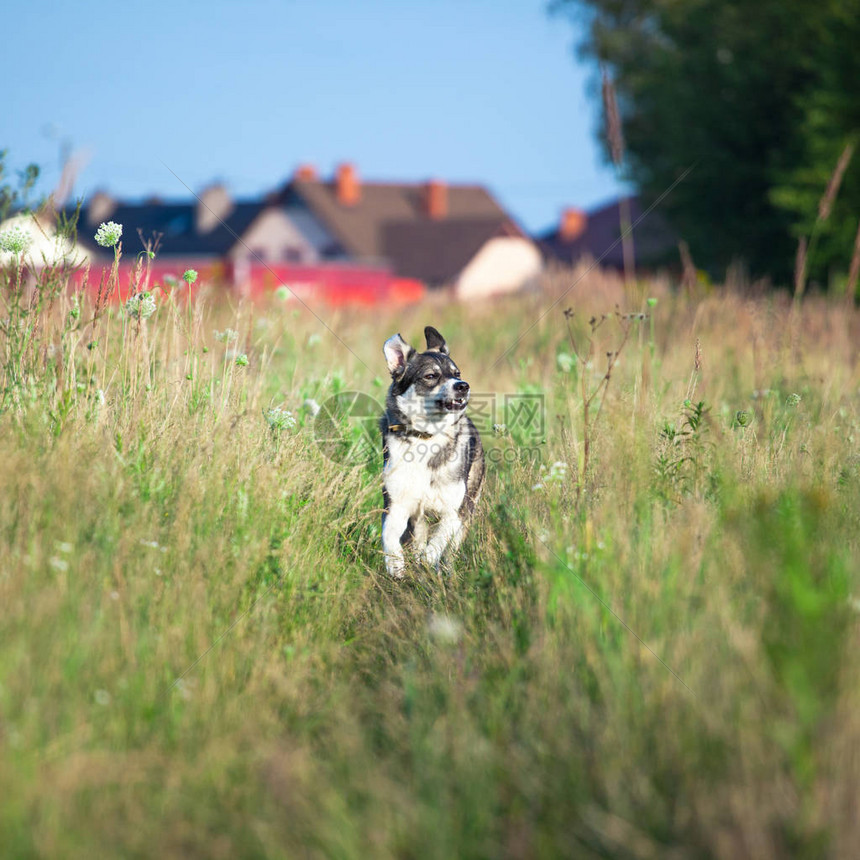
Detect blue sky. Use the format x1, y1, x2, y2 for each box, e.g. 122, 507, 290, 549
3, 0, 624, 234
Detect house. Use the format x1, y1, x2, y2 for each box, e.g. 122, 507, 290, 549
71, 182, 408, 304
538, 196, 678, 271
78, 184, 338, 265
70, 163, 542, 302
282, 164, 543, 298
0, 212, 92, 267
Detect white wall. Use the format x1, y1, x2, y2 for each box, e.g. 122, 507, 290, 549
455, 237, 543, 299
229, 207, 319, 264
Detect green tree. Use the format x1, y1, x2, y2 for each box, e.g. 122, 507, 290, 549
558, 0, 859, 283
770, 1, 860, 289
0, 150, 40, 221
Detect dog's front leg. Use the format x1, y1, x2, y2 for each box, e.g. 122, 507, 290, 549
382, 506, 411, 578
411, 511, 430, 555
421, 513, 463, 570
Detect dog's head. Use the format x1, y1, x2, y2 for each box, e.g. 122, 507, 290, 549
383, 326, 470, 430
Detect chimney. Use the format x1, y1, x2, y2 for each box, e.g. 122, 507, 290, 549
423, 179, 448, 219
86, 190, 116, 227
196, 183, 234, 233
335, 163, 360, 206
559, 207, 587, 242
293, 163, 318, 182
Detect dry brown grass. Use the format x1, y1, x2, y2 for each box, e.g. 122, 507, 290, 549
0, 258, 858, 857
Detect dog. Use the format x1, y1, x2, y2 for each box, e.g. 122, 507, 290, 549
380, 326, 484, 578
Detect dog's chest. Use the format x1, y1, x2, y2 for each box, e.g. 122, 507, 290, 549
384, 435, 465, 516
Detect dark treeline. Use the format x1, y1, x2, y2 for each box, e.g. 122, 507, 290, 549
558, 0, 860, 286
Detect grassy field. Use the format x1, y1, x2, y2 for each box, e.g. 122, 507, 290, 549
0, 250, 859, 858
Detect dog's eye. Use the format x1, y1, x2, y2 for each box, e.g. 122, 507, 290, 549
424, 373, 438, 382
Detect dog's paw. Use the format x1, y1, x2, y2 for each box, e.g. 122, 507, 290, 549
385, 558, 406, 580
420, 546, 443, 570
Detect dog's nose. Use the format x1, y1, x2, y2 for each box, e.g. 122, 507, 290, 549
453, 380, 470, 394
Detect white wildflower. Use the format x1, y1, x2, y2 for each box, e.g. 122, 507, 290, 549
126, 291, 156, 321
0, 225, 33, 254
49, 556, 69, 572
307, 333, 322, 347
549, 461, 567, 480
94, 221, 123, 248
265, 406, 297, 431
55, 541, 74, 554
427, 612, 463, 645
235, 353, 249, 367
214, 328, 239, 343
532, 461, 567, 490
557, 352, 575, 373
94, 689, 111, 706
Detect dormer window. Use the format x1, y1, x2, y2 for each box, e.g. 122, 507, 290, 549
166, 213, 191, 236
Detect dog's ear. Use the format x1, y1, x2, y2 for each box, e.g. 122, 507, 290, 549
424, 326, 449, 354
383, 333, 416, 376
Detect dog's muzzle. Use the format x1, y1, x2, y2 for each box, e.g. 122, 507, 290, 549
441, 380, 470, 412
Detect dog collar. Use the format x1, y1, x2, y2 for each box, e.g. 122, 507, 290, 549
387, 424, 434, 440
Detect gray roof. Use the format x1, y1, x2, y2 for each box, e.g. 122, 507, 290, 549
72, 200, 269, 258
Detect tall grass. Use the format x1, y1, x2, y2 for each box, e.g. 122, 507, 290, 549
0, 237, 859, 858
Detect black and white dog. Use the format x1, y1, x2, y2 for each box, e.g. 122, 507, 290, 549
380, 326, 484, 578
